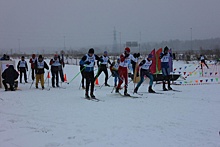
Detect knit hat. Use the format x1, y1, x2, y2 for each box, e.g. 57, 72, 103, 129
104, 51, 108, 54
88, 48, 94, 54
38, 55, 43, 59
164, 46, 169, 51
148, 54, 153, 58
32, 54, 36, 58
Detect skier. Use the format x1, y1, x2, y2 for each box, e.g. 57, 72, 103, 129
49, 54, 62, 87
134, 54, 155, 93
94, 51, 112, 86
34, 55, 49, 89
79, 48, 103, 99
2, 65, 19, 91
17, 56, 28, 83
29, 54, 37, 81
115, 47, 137, 96
159, 46, 172, 91
200, 55, 209, 69
110, 58, 120, 87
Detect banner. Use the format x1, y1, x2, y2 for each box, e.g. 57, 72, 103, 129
155, 48, 162, 73
150, 49, 156, 74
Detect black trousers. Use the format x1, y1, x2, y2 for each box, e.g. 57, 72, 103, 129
84, 71, 95, 94
31, 68, 35, 81
51, 70, 59, 86
94, 65, 108, 84
19, 68, 27, 82
2, 80, 14, 90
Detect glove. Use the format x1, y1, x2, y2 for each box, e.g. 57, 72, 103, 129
137, 53, 140, 58
133, 53, 137, 58
84, 61, 91, 65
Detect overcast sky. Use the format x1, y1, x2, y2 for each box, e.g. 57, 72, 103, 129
0, 0, 220, 50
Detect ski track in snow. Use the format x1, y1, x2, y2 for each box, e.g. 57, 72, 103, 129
0, 60, 220, 147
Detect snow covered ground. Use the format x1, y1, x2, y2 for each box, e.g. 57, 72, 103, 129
0, 60, 220, 147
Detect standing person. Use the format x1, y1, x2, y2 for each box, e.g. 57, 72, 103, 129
17, 56, 28, 83
160, 46, 172, 91
29, 54, 37, 81
79, 48, 103, 99
200, 55, 209, 69
2, 65, 19, 91
50, 54, 62, 87
80, 64, 86, 89
58, 55, 65, 82
35, 55, 49, 89
110, 58, 120, 87
94, 51, 112, 86
134, 54, 155, 93
115, 47, 137, 96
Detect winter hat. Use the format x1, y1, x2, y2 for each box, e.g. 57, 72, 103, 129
164, 46, 169, 51
104, 51, 108, 54
32, 54, 36, 58
124, 47, 130, 53
38, 55, 43, 59
21, 56, 25, 59
54, 54, 58, 57
88, 48, 94, 54
148, 54, 153, 58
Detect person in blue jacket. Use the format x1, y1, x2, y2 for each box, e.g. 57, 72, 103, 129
159, 46, 172, 91
79, 48, 103, 99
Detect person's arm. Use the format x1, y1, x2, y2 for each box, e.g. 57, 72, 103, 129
139, 60, 146, 66
95, 54, 103, 62
17, 61, 20, 71
44, 62, 49, 70
25, 62, 28, 71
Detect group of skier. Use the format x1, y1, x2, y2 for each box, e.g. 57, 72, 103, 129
2, 46, 173, 97
79, 46, 173, 99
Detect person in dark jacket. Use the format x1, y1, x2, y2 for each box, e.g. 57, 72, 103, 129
34, 55, 49, 89
17, 56, 28, 83
94, 51, 112, 86
79, 48, 103, 99
2, 65, 19, 91
49, 54, 62, 87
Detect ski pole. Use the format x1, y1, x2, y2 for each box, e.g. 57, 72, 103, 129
67, 65, 86, 84
99, 74, 112, 89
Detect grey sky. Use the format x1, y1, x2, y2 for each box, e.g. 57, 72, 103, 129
0, 0, 220, 50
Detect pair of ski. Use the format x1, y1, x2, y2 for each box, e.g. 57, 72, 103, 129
84, 97, 104, 102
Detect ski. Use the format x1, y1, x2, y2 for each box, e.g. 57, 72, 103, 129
82, 97, 102, 102
133, 92, 143, 96
170, 89, 182, 92
118, 92, 141, 98
137, 91, 164, 95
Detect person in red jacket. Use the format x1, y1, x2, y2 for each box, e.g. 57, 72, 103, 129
29, 54, 37, 81
115, 47, 137, 96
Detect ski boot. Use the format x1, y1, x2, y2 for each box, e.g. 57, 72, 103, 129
90, 92, 96, 99
124, 89, 130, 96
148, 86, 156, 93
168, 81, 173, 90
134, 87, 139, 93
115, 87, 120, 93
163, 81, 168, 91
85, 92, 90, 99
105, 83, 110, 87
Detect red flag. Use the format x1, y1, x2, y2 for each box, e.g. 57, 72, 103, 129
156, 48, 162, 73
150, 49, 156, 74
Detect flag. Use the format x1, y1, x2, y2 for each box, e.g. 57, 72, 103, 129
155, 48, 162, 73
169, 48, 173, 72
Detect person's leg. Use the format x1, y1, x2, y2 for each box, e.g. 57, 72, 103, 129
51, 71, 55, 87
32, 68, 35, 81
40, 74, 44, 88
103, 68, 109, 85
20, 71, 23, 83
2, 80, 8, 91
55, 71, 59, 87
24, 70, 27, 82
147, 73, 155, 93
116, 67, 124, 92
35, 74, 40, 88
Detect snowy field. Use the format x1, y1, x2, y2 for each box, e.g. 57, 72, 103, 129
0, 60, 220, 147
